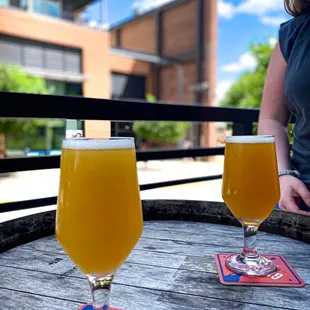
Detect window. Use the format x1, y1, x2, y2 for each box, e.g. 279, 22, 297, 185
66, 83, 83, 96
10, 0, 25, 9
46, 0, 61, 18
33, 0, 45, 14
20, 0, 27, 9
0, 0, 9, 7
46, 80, 65, 95
46, 80, 83, 96
33, 0, 61, 18
0, 35, 82, 74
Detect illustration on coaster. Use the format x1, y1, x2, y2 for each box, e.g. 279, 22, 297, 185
78, 305, 121, 310
214, 254, 305, 287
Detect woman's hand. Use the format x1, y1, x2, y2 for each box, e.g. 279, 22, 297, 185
279, 175, 310, 214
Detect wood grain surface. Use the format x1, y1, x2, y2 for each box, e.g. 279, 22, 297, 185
0, 219, 309, 310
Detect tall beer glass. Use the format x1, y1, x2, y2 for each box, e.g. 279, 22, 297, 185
222, 135, 280, 276
56, 137, 143, 308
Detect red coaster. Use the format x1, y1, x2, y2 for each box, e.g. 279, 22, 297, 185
214, 254, 305, 287
78, 305, 121, 310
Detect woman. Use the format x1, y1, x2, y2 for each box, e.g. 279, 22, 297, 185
258, 0, 310, 214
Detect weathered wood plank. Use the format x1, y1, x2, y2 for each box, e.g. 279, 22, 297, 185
179, 254, 310, 284
143, 221, 241, 233
1, 220, 309, 309
2, 220, 308, 283
0, 246, 185, 273
157, 292, 294, 310
169, 269, 310, 310
1, 244, 309, 285
0, 210, 55, 253
144, 221, 307, 244
0, 288, 81, 309
19, 227, 310, 260
0, 285, 288, 310
142, 200, 310, 243
1, 200, 309, 255
136, 236, 308, 257
142, 227, 196, 241
0, 265, 89, 301
143, 225, 287, 243
0, 262, 308, 310
0, 241, 310, 284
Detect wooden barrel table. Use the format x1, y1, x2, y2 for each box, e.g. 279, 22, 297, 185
0, 200, 309, 310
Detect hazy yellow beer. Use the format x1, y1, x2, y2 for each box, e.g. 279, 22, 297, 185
56, 138, 143, 275
222, 136, 280, 225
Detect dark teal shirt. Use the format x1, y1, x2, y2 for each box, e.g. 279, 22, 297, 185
279, 13, 310, 187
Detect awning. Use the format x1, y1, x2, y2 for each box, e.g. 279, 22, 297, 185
110, 47, 185, 102
110, 47, 181, 65
63, 0, 94, 10
24, 67, 88, 83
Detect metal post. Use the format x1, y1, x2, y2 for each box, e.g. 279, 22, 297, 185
175, 63, 184, 103
101, 0, 108, 27
202, 0, 217, 151
189, 82, 209, 147
27, 0, 33, 12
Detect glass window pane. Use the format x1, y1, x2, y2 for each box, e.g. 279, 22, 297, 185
0, 0, 9, 7
46, 80, 65, 95
65, 82, 83, 96
33, 0, 45, 14
47, 0, 61, 18
20, 0, 27, 9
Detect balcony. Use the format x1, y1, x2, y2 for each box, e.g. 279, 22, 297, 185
0, 0, 94, 22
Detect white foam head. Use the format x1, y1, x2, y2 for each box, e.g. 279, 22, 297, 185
62, 138, 135, 150
226, 135, 275, 144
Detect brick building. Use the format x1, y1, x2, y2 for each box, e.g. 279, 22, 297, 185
0, 0, 217, 147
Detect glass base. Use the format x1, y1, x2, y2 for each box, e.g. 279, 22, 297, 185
78, 305, 110, 310
225, 253, 277, 276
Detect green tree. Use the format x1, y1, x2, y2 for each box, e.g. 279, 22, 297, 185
133, 94, 190, 145
220, 40, 293, 141
0, 64, 62, 157
220, 41, 274, 109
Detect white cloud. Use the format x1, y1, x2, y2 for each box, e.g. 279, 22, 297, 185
221, 52, 257, 73
132, 0, 173, 14
260, 15, 288, 26
218, 0, 235, 19
268, 37, 278, 47
235, 0, 283, 15
217, 80, 233, 102
219, 0, 289, 25
133, 0, 289, 27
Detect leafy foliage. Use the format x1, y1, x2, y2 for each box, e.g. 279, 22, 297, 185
0, 64, 63, 135
133, 121, 190, 143
220, 41, 274, 109
133, 94, 190, 143
220, 40, 294, 139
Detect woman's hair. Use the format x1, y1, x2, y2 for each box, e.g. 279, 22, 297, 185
285, 0, 310, 16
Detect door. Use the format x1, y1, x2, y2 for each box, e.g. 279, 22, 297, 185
111, 73, 146, 139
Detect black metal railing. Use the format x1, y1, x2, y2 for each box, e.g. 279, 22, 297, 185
0, 92, 260, 214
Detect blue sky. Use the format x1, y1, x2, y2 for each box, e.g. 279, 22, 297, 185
83, 0, 291, 102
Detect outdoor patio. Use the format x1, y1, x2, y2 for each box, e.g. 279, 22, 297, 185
0, 92, 309, 310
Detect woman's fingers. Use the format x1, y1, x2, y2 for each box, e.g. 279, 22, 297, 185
294, 182, 310, 208
279, 196, 300, 212
279, 175, 310, 214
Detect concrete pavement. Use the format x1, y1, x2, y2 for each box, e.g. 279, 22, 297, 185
0, 158, 224, 222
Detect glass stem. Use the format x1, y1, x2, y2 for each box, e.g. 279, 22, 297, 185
86, 273, 115, 309
242, 225, 259, 259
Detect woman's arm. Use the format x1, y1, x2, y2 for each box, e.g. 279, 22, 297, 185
258, 43, 291, 171
258, 43, 310, 213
